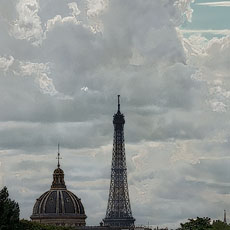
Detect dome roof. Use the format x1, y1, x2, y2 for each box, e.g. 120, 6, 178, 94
31, 189, 86, 217
31, 148, 87, 226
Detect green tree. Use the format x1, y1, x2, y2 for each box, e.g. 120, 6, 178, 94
18, 220, 74, 230
212, 220, 230, 230
179, 217, 213, 230
0, 186, 20, 230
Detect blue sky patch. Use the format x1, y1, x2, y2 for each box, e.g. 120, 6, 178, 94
181, 0, 230, 38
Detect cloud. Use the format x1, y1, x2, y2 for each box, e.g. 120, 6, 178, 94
181, 29, 230, 36
0, 56, 14, 72
174, 0, 195, 22
18, 61, 58, 96
11, 0, 44, 46
46, 2, 81, 33
87, 0, 108, 17
0, 57, 58, 96
81, 86, 89, 92
197, 1, 230, 7
68, 2, 81, 17
183, 34, 230, 112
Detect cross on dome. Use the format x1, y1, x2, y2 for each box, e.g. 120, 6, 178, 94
56, 143, 62, 168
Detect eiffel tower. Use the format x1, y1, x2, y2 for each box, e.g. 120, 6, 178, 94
103, 95, 135, 228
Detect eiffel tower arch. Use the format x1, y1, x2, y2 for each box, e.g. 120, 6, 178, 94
103, 95, 135, 228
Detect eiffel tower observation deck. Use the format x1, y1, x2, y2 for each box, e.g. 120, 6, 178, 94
103, 95, 135, 228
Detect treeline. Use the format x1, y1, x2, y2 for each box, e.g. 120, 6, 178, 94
176, 217, 230, 230
1, 219, 73, 230
19, 220, 73, 230
1, 186, 230, 230
154, 217, 230, 230
0, 186, 72, 230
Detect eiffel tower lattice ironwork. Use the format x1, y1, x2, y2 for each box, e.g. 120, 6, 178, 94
103, 95, 135, 228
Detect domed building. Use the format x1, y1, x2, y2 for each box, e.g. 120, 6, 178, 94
30, 148, 87, 226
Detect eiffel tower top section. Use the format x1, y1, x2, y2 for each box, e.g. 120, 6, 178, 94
113, 95, 125, 126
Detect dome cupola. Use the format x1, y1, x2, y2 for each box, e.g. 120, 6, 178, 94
30, 145, 87, 227
51, 150, 66, 189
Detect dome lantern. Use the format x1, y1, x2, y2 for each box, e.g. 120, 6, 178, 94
51, 144, 66, 190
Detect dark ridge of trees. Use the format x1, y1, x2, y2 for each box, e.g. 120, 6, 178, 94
177, 217, 230, 230
18, 220, 73, 230
0, 186, 73, 230
0, 186, 20, 230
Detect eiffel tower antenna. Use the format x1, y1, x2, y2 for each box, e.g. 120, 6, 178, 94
118, 95, 120, 113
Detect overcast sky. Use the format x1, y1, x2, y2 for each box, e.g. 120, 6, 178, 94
1, 0, 230, 229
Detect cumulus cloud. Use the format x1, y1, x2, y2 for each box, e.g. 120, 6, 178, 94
11, 0, 44, 46
181, 29, 230, 36
46, 2, 81, 33
18, 61, 58, 96
0, 56, 14, 72
174, 0, 195, 22
183, 35, 230, 112
87, 0, 108, 17
0, 57, 58, 96
197, 1, 230, 7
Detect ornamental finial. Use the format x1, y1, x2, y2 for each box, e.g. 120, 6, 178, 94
57, 143, 62, 168
118, 95, 120, 113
